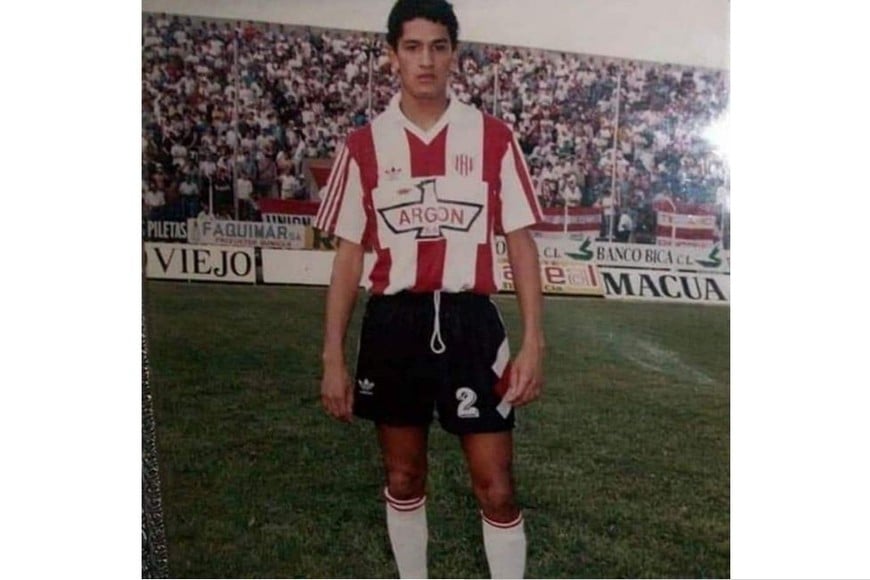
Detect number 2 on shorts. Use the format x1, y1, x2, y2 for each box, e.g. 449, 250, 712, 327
456, 387, 480, 418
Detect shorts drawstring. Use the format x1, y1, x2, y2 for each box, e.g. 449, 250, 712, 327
429, 291, 446, 354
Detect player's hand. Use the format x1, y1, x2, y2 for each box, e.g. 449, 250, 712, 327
503, 342, 544, 407
321, 360, 354, 422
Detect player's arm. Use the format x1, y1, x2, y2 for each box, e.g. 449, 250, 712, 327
313, 140, 366, 422
497, 128, 546, 407
321, 237, 364, 422
502, 227, 544, 407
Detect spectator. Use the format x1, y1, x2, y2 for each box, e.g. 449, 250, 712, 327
617, 210, 634, 243
199, 153, 217, 180
276, 146, 294, 174
212, 167, 234, 216
540, 179, 562, 209
255, 148, 278, 198
143, 181, 166, 220
292, 134, 307, 176
278, 167, 303, 200
561, 174, 583, 207
236, 175, 254, 220
170, 139, 188, 168
178, 173, 200, 217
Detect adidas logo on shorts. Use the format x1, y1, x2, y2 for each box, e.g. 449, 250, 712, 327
357, 378, 375, 395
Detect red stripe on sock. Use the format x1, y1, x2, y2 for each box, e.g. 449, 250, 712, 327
384, 487, 424, 504
388, 500, 426, 512
481, 512, 524, 529
384, 487, 426, 511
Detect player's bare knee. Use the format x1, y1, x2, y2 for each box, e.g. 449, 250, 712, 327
472, 477, 516, 514
386, 468, 427, 500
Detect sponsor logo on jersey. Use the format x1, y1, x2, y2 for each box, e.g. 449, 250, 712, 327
378, 178, 483, 239
385, 166, 403, 180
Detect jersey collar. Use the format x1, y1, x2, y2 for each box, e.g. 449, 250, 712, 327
388, 91, 458, 145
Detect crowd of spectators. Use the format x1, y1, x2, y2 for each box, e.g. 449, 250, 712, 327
142, 14, 375, 221
488, 49, 729, 242
142, 14, 729, 244
492, 48, 619, 210
610, 60, 729, 240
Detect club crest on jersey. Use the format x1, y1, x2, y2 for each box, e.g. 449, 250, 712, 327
384, 166, 403, 180
378, 178, 483, 239
453, 154, 474, 177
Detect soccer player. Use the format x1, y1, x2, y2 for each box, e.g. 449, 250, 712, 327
314, 1, 544, 577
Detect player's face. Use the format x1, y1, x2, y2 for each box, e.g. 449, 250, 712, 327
389, 18, 456, 102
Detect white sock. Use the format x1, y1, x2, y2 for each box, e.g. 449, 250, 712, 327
385, 487, 428, 579
482, 511, 526, 579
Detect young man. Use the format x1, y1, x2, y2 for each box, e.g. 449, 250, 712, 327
314, 1, 544, 577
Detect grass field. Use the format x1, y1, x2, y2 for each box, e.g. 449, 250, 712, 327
145, 281, 729, 578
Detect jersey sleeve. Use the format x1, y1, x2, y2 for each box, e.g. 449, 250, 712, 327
497, 132, 544, 234
313, 141, 366, 244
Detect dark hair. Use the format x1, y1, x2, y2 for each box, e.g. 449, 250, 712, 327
386, 0, 459, 50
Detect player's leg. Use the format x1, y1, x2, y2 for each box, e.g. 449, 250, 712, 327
461, 431, 526, 579
379, 424, 429, 500
435, 294, 525, 578
378, 424, 430, 579
460, 431, 519, 521
355, 293, 441, 577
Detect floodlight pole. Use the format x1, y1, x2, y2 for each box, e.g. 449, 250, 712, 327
609, 72, 621, 242
233, 29, 240, 221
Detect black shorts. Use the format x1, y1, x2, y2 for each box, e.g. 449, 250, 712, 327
353, 291, 515, 435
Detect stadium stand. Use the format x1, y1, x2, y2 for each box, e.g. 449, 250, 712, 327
142, 14, 729, 245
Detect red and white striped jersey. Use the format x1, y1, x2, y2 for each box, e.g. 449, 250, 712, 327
315, 93, 542, 295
